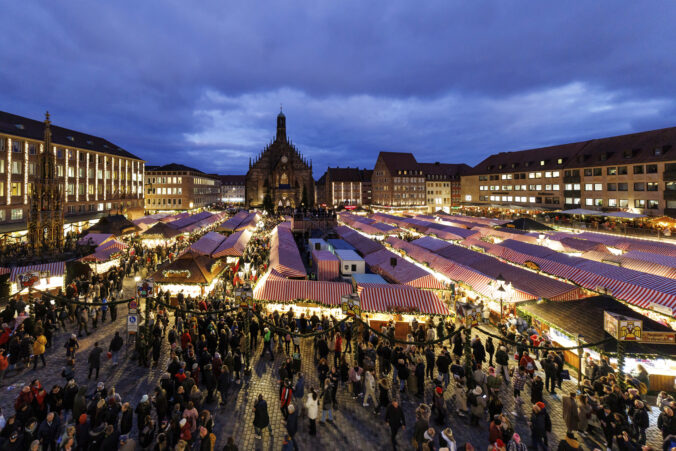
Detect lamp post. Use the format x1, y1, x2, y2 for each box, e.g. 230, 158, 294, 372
577, 334, 584, 390
495, 273, 506, 322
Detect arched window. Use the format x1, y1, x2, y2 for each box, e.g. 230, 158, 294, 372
280, 172, 288, 185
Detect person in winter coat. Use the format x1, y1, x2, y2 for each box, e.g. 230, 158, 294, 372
431, 386, 446, 425
363, 370, 376, 408
576, 394, 592, 435
119, 402, 133, 435
72, 386, 88, 422
385, 399, 406, 450
87, 342, 103, 380
413, 404, 430, 450
561, 392, 579, 434
280, 379, 293, 419
253, 394, 271, 439
305, 389, 319, 436
495, 346, 510, 383
529, 402, 551, 451
486, 337, 495, 367
285, 404, 299, 451
657, 405, 676, 440
506, 432, 527, 451
37, 412, 60, 451
75, 414, 90, 450
631, 400, 649, 445
320, 378, 334, 423
108, 332, 123, 366
468, 386, 487, 426
530, 375, 544, 404
377, 377, 391, 415
32, 334, 47, 369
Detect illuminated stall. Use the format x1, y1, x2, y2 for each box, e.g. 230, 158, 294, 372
150, 250, 226, 297
10, 262, 66, 295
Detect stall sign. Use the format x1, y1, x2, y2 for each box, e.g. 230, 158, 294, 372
455, 301, 480, 326
341, 294, 361, 317
640, 331, 676, 345
137, 279, 154, 297
18, 272, 43, 288
604, 311, 642, 341
127, 314, 139, 333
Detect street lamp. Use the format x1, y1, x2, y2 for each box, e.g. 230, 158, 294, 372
494, 273, 508, 322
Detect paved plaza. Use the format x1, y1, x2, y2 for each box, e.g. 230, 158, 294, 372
0, 276, 666, 450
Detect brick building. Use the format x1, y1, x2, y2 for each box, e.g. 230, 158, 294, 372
0, 111, 145, 240
461, 126, 676, 217
145, 163, 220, 212
371, 152, 426, 208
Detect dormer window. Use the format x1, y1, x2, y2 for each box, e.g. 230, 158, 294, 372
599, 152, 608, 161
511, 163, 518, 168
654, 147, 662, 156
524, 161, 532, 167
540, 160, 546, 166
557, 158, 564, 165
67, 136, 75, 142
487, 165, 494, 170
86, 140, 93, 145
14, 124, 24, 130
623, 150, 633, 159
498, 164, 504, 169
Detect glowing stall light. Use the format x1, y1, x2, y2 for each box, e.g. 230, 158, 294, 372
11, 275, 64, 295
607, 247, 623, 256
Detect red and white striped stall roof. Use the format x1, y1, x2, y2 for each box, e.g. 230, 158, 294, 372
364, 249, 444, 290
312, 249, 339, 281
335, 226, 385, 256
254, 270, 351, 306
189, 232, 227, 256
356, 284, 449, 315
269, 226, 307, 278
212, 229, 253, 258
10, 262, 66, 282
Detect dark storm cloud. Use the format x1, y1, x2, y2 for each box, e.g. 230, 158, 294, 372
2, 1, 676, 176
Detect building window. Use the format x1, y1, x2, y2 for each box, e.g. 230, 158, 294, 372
593, 168, 602, 176
584, 169, 592, 176
607, 183, 617, 191
595, 198, 603, 206
647, 199, 659, 209
11, 161, 22, 174
666, 182, 676, 191
618, 183, 628, 191
633, 182, 645, 191
619, 199, 628, 208
11, 208, 23, 220
585, 198, 593, 206
28, 144, 37, 155
647, 182, 658, 191
618, 166, 627, 175
608, 199, 617, 207
633, 165, 644, 174
10, 182, 21, 196
594, 183, 603, 191
607, 167, 617, 176
584, 184, 592, 191
11, 141, 22, 153
634, 199, 645, 208
646, 164, 658, 174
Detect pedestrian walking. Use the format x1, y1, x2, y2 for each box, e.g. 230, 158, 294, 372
384, 398, 405, 450
253, 394, 272, 439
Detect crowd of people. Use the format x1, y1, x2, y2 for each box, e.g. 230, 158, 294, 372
0, 210, 674, 451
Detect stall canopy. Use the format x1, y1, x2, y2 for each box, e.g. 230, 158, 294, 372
142, 222, 182, 240
189, 232, 228, 256
161, 212, 190, 223
496, 239, 676, 314
312, 249, 339, 281
253, 270, 351, 306
517, 297, 676, 355
557, 208, 605, 216
327, 239, 355, 252
10, 261, 66, 282
80, 239, 128, 262
84, 214, 141, 236
212, 229, 252, 258
133, 213, 173, 231
78, 233, 114, 247
364, 249, 444, 290
151, 251, 226, 285
356, 284, 449, 315
217, 211, 250, 233
616, 251, 676, 279
335, 226, 385, 256
269, 226, 307, 278
504, 218, 553, 231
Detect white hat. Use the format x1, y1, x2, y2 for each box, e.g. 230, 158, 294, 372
472, 386, 482, 396
141, 394, 148, 403
179, 418, 187, 427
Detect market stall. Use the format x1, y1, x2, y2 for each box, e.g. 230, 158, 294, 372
335, 226, 385, 256
151, 250, 226, 297
269, 225, 306, 278
518, 297, 676, 392
141, 222, 183, 247
83, 214, 141, 237
364, 249, 444, 290
311, 249, 339, 281
212, 229, 252, 261
79, 239, 128, 274
253, 269, 350, 311
10, 262, 66, 295
188, 231, 227, 256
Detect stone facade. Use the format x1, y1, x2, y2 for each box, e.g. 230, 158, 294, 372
245, 112, 314, 209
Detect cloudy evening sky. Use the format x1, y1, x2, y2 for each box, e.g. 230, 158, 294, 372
2, 1, 676, 176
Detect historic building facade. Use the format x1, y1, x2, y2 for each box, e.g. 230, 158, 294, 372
144, 163, 220, 212
245, 111, 314, 209
0, 111, 145, 240
217, 175, 246, 204
460, 126, 676, 217
316, 167, 372, 207
419, 162, 470, 213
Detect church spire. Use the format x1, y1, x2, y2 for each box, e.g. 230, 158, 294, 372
276, 108, 286, 142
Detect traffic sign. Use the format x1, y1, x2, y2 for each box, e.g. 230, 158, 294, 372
127, 314, 138, 333
128, 300, 138, 310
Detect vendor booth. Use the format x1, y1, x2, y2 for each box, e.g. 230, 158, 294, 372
141, 222, 183, 247
10, 262, 66, 295
518, 296, 676, 393
151, 251, 226, 297
79, 239, 128, 274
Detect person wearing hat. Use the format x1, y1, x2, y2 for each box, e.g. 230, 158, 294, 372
506, 432, 526, 451
431, 386, 447, 425
468, 386, 486, 426
439, 427, 456, 450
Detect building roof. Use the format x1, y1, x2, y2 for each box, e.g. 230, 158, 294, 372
0, 111, 143, 161
376, 151, 420, 173
334, 249, 364, 261
419, 162, 472, 179
84, 214, 141, 236
325, 167, 373, 183
468, 126, 676, 175
517, 296, 676, 355
218, 175, 246, 185
146, 163, 205, 174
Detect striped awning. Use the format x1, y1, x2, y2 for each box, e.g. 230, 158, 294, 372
189, 231, 227, 256
269, 226, 306, 278
212, 229, 252, 258
254, 270, 350, 306
10, 261, 66, 282
312, 249, 339, 281
356, 284, 449, 315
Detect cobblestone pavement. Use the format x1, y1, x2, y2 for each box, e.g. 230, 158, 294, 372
0, 279, 665, 450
